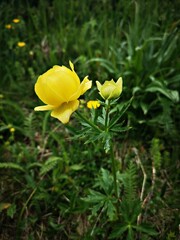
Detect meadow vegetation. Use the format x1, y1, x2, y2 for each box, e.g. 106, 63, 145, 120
0, 0, 179, 239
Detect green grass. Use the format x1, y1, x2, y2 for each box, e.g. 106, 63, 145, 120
0, 0, 179, 239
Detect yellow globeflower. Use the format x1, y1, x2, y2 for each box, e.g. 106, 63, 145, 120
87, 100, 100, 109
10, 127, 15, 133
13, 18, 20, 23
17, 42, 26, 47
96, 77, 123, 100
5, 24, 12, 29
34, 61, 92, 124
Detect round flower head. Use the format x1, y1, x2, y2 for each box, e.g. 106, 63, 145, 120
5, 24, 12, 29
96, 77, 123, 100
13, 18, 20, 23
34, 61, 92, 123
87, 100, 100, 109
17, 42, 26, 47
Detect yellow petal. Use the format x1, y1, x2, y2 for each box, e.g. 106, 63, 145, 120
96, 78, 123, 100
49, 65, 81, 101
96, 81, 102, 92
34, 105, 55, 111
109, 77, 122, 99
80, 76, 92, 95
69, 60, 74, 71
60, 65, 80, 86
51, 100, 79, 124
87, 100, 100, 109
68, 87, 82, 101
35, 65, 81, 105
35, 74, 64, 106
68, 76, 92, 101
116, 77, 123, 89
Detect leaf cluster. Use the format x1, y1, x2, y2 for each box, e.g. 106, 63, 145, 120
110, 162, 157, 239
82, 168, 118, 221
75, 98, 132, 152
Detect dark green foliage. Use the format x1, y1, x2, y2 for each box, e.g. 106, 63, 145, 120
0, 0, 179, 239
110, 162, 157, 240
82, 168, 118, 222
150, 138, 161, 170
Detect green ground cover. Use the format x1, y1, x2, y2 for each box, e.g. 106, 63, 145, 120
0, 0, 179, 239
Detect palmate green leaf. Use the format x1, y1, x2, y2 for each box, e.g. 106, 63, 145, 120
127, 227, 134, 240
97, 107, 107, 126
111, 125, 131, 133
82, 189, 107, 203
97, 116, 105, 126
91, 201, 104, 217
95, 168, 114, 195
133, 224, 158, 236
120, 199, 141, 223
84, 131, 107, 144
83, 190, 117, 221
109, 224, 128, 239
83, 168, 118, 221
81, 121, 93, 128
105, 199, 117, 221
71, 126, 91, 139
100, 168, 113, 194
109, 98, 133, 130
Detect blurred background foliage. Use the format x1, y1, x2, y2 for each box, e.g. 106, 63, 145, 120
0, 0, 179, 239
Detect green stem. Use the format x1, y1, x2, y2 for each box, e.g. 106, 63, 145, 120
76, 111, 103, 133
16, 187, 37, 239
105, 100, 110, 130
110, 144, 119, 216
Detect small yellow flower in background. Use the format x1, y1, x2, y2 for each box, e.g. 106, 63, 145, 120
96, 77, 123, 100
0, 203, 11, 211
13, 18, 20, 23
87, 100, 100, 109
10, 127, 15, 133
17, 42, 26, 47
34, 61, 92, 124
5, 24, 12, 29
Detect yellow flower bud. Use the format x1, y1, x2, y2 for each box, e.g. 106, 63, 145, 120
34, 61, 92, 124
10, 127, 15, 133
87, 100, 100, 109
13, 18, 20, 23
96, 77, 123, 100
17, 42, 26, 47
5, 24, 12, 29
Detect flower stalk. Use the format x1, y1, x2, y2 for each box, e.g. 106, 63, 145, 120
75, 111, 103, 133
105, 100, 110, 130
110, 143, 120, 217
